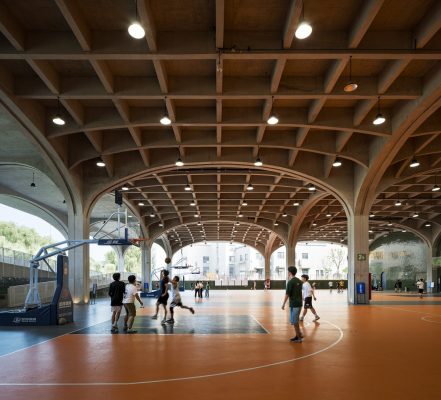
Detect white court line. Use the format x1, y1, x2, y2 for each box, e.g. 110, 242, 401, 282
421, 316, 441, 324
0, 320, 343, 387
250, 314, 270, 333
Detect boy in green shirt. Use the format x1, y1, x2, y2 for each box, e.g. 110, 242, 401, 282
282, 266, 303, 342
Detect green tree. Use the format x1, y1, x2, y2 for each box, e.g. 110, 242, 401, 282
124, 246, 141, 273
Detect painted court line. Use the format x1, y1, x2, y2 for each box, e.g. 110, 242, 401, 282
250, 314, 270, 333
0, 320, 343, 387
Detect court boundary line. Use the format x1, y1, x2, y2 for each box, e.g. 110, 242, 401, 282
0, 320, 343, 387
249, 314, 270, 333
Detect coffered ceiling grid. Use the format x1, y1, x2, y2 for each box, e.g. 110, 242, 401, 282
0, 0, 441, 251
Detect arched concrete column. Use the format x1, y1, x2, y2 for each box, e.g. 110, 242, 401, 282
347, 213, 370, 304
112, 245, 130, 273
264, 253, 271, 280
141, 242, 152, 291
68, 208, 90, 304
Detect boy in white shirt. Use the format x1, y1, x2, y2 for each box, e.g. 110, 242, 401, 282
123, 275, 143, 333
416, 279, 425, 299
166, 276, 195, 324
300, 274, 320, 322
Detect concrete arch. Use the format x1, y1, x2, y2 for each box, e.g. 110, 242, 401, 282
0, 194, 67, 238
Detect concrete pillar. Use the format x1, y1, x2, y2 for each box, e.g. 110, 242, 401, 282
426, 243, 433, 292
347, 213, 370, 304
112, 245, 129, 273
141, 243, 152, 291
264, 253, 271, 279
286, 246, 295, 269
67, 209, 90, 304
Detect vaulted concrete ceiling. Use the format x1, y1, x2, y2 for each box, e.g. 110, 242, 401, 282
0, 0, 440, 253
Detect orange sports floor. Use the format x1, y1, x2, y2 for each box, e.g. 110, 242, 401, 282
0, 289, 440, 400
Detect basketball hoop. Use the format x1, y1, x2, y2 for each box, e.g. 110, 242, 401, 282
130, 238, 148, 246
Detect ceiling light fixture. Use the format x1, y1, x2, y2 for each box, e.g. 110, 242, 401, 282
175, 157, 184, 167
96, 160, 106, 167
160, 97, 171, 125
425, 222, 431, 227
52, 97, 65, 126
247, 183, 254, 191
267, 96, 278, 125
242, 201, 248, 206
295, 1, 312, 39
387, 222, 393, 226
185, 184, 191, 191
190, 201, 196, 206
394, 199, 402, 206
254, 157, 263, 167
121, 185, 129, 191
282, 213, 288, 217
373, 96, 386, 125
138, 202, 145, 206
326, 213, 331, 217
150, 213, 155, 218
344, 56, 358, 92
293, 201, 300, 206
159, 223, 163, 227
30, 172, 36, 188
432, 184, 440, 192
128, 0, 145, 39
369, 213, 375, 218
308, 184, 316, 191
412, 212, 419, 218
409, 158, 420, 168
333, 157, 342, 167
274, 222, 279, 226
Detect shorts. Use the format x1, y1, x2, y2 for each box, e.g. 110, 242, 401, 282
123, 303, 136, 317
304, 296, 313, 309
290, 307, 301, 325
111, 305, 122, 313
418, 288, 423, 294
170, 300, 182, 309
157, 293, 169, 305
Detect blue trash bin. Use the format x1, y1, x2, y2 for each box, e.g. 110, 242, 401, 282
356, 282, 366, 304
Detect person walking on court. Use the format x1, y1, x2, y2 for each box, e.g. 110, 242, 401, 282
166, 276, 195, 324
152, 269, 170, 324
416, 278, 425, 299
195, 281, 199, 299
205, 281, 210, 298
122, 274, 143, 334
108, 272, 126, 333
328, 281, 333, 293
300, 274, 320, 322
282, 266, 303, 343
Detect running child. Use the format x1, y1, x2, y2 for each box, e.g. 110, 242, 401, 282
300, 274, 320, 322
416, 278, 424, 298
152, 269, 170, 324
166, 276, 195, 324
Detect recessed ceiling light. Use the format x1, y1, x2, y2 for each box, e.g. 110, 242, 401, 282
332, 158, 342, 167
175, 157, 184, 167
128, 21, 145, 39
409, 158, 420, 168
267, 114, 279, 125
295, 21, 312, 39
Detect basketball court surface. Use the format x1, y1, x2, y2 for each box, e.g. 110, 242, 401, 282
0, 290, 439, 400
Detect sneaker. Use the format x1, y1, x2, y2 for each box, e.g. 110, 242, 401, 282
165, 318, 174, 324
161, 319, 167, 325
110, 327, 118, 333
190, 307, 195, 314
299, 316, 304, 322
290, 336, 303, 343
126, 329, 137, 334
313, 315, 320, 321
151, 315, 158, 320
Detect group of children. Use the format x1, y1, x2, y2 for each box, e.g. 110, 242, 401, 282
108, 270, 194, 333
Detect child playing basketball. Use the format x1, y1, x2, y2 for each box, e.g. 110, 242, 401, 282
300, 274, 320, 322
152, 269, 170, 324
166, 276, 195, 324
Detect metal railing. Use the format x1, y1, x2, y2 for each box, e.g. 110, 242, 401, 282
0, 247, 57, 273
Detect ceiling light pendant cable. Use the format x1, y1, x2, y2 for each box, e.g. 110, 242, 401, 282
128, 0, 145, 39
30, 171, 36, 188
52, 97, 65, 126
267, 96, 278, 125
295, 0, 312, 39
373, 96, 386, 125
344, 56, 358, 92
160, 96, 171, 125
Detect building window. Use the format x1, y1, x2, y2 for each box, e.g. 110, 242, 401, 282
245, 254, 248, 260
301, 268, 309, 275
203, 256, 209, 265
302, 253, 308, 259
229, 256, 234, 263
277, 252, 284, 259
240, 255, 243, 262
